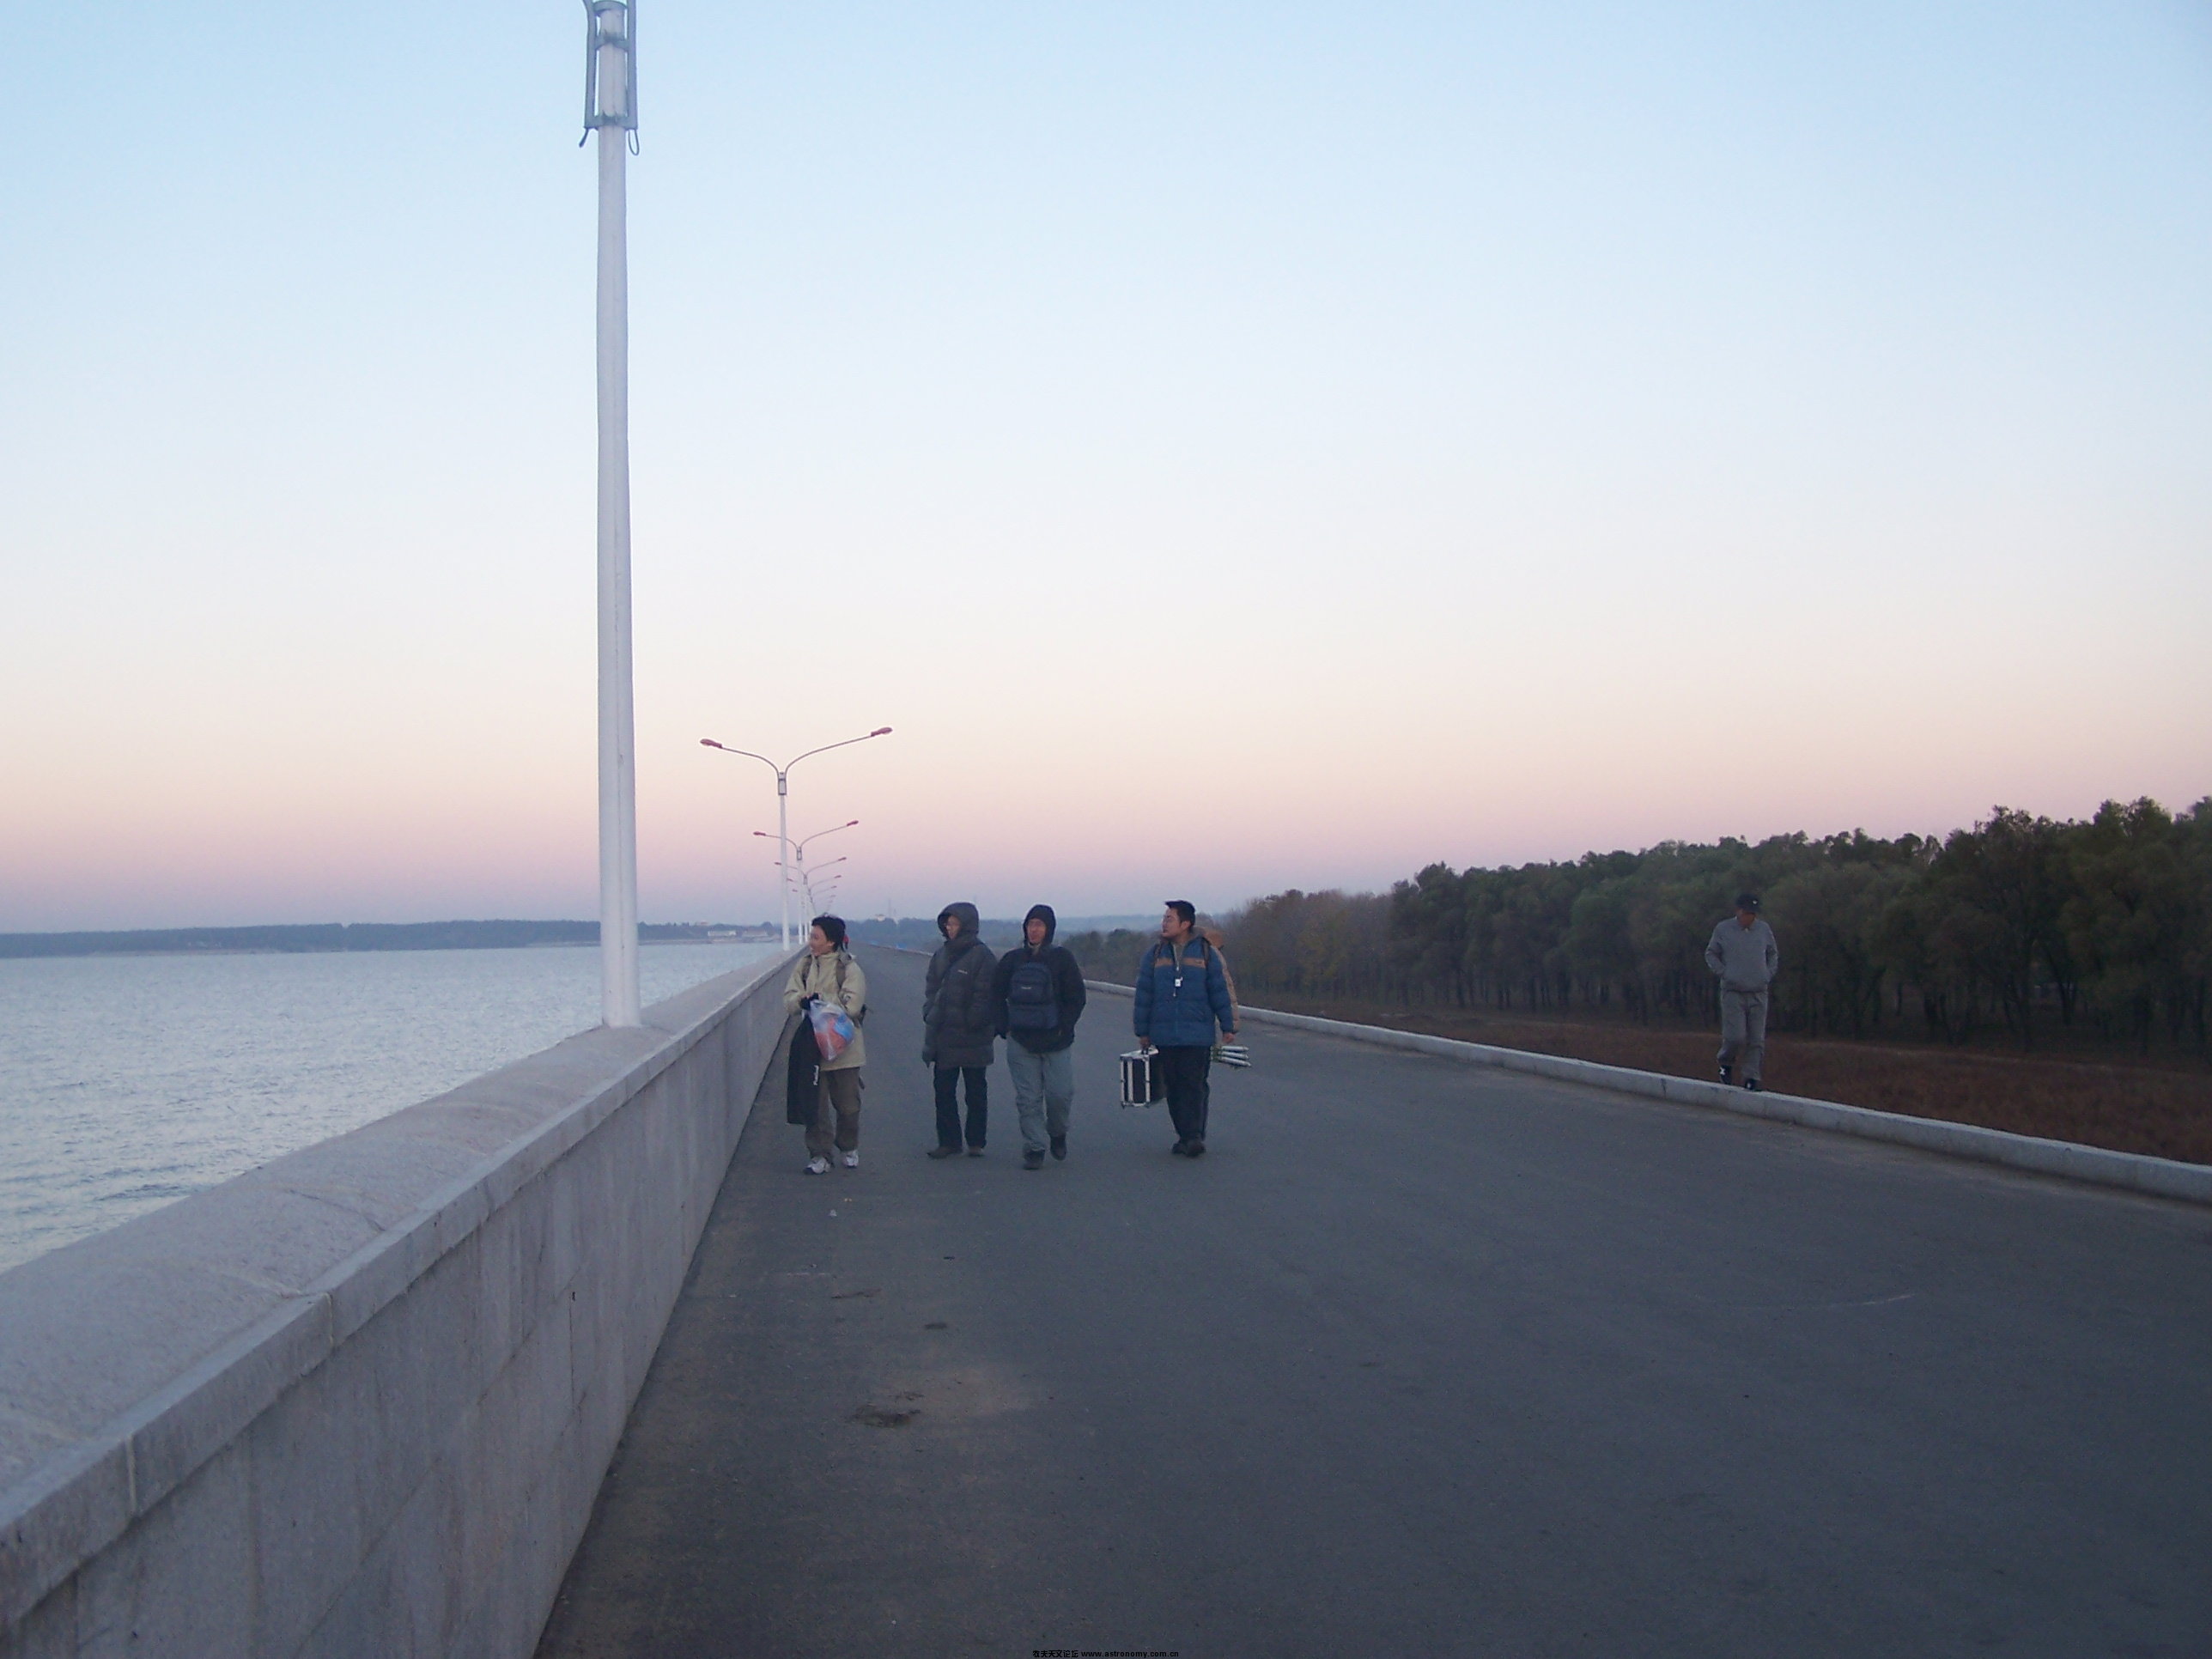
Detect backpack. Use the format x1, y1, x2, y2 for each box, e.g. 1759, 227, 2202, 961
1005, 955, 1060, 1032
830, 952, 867, 1026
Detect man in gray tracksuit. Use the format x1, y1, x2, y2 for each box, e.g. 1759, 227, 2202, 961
1705, 892, 1779, 1090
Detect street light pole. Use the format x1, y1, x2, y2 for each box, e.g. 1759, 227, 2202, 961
585, 0, 641, 1026
775, 775, 790, 949
797, 855, 848, 916
700, 729, 891, 948
754, 820, 857, 937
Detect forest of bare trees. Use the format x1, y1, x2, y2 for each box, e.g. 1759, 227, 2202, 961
1177, 799, 2211, 1054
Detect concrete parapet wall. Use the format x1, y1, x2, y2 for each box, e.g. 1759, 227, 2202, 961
1088, 981, 2212, 1207
1, 950, 799, 1657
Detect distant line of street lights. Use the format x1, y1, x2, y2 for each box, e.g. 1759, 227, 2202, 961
700, 728, 890, 947
754, 823, 856, 920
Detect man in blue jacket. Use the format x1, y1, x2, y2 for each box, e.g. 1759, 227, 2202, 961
1133, 900, 1238, 1158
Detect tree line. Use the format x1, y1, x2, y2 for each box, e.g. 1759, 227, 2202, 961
1183, 799, 2210, 1054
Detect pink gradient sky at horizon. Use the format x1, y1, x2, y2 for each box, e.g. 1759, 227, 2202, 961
3, 4, 2207, 933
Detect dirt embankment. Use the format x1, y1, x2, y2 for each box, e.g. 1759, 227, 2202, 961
1247, 994, 2212, 1167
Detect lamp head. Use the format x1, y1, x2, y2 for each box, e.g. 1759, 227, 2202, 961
582, 0, 637, 134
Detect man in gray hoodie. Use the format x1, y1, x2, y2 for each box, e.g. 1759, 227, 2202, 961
1705, 892, 1780, 1090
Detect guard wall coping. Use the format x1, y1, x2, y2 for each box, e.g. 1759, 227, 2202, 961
1085, 981, 2212, 1207
0, 948, 799, 1645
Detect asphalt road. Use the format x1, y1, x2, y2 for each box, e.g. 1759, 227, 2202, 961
537, 945, 2212, 1658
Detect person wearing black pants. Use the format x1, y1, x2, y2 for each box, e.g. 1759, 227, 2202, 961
922, 902, 998, 1158
932, 1064, 988, 1153
1153, 1042, 1214, 1149
1132, 900, 1238, 1158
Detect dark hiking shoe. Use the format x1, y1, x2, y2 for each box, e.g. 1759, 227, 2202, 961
927, 1145, 961, 1159
1718, 1065, 1734, 1085
1023, 1149, 1045, 1170
966, 1145, 986, 1157
1185, 1139, 1206, 1158
1170, 1140, 1190, 1156
1049, 1134, 1067, 1161
1743, 1079, 1762, 1092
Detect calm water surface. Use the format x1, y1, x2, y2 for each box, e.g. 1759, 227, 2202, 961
0, 942, 784, 1273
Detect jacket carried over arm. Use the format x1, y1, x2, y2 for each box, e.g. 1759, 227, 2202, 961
1133, 938, 1235, 1048
784, 949, 869, 1071
1705, 918, 1779, 994
923, 902, 999, 1068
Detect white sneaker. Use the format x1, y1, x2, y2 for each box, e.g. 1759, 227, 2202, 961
805, 1156, 830, 1175
841, 1150, 860, 1169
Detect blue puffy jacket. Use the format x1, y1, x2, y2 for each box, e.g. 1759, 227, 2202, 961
1133, 938, 1235, 1048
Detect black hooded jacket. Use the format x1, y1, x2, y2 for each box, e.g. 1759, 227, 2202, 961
924, 902, 1000, 1069
989, 904, 1089, 1054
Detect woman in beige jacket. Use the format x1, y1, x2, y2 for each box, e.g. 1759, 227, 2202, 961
783, 915, 869, 1174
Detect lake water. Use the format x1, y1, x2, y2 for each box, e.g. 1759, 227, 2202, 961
0, 941, 786, 1274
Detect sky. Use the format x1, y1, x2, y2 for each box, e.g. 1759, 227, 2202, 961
3, 1, 2208, 930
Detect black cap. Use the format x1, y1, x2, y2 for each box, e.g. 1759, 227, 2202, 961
1734, 893, 1759, 913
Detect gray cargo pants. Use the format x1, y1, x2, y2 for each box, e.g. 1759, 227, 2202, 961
1717, 988, 1768, 1082
1006, 1042, 1073, 1153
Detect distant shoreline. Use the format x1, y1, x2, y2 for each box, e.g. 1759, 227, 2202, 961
0, 921, 781, 961
2, 915, 1162, 960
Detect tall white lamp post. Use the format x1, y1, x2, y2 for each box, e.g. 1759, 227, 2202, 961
700, 729, 891, 947
584, 0, 641, 1026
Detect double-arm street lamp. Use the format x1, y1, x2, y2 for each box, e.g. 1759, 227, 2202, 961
701, 728, 890, 946
799, 855, 848, 915
753, 820, 857, 919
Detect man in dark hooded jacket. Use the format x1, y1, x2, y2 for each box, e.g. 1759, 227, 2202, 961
923, 902, 998, 1158
990, 903, 1088, 1170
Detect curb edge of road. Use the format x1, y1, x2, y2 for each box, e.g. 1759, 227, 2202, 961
1082, 980, 2212, 1208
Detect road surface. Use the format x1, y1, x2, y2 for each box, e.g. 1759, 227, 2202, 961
538, 945, 2212, 1657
